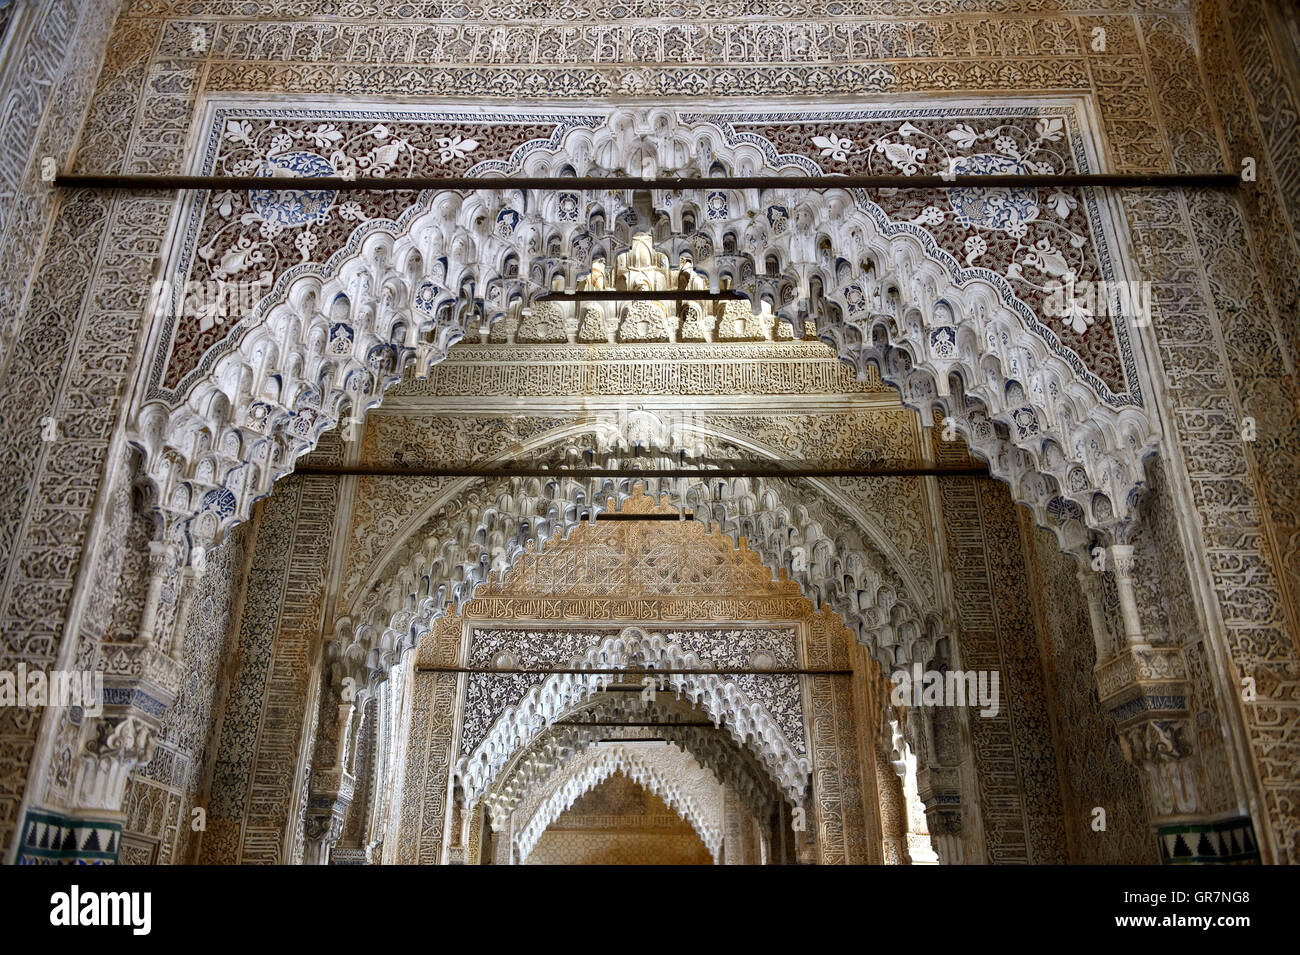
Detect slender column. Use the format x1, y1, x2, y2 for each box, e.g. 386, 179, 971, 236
136, 541, 178, 647
875, 741, 912, 864
1108, 545, 1146, 648
445, 783, 470, 865
304, 690, 357, 865
1076, 564, 1114, 663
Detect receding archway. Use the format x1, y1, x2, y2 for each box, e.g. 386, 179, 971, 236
512, 742, 727, 864
345, 494, 890, 865
332, 417, 941, 706
112, 106, 1196, 869
522, 768, 717, 866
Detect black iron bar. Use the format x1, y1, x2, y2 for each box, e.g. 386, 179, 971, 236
553, 720, 717, 727
415, 666, 851, 675
597, 738, 672, 743
295, 463, 988, 479
54, 172, 1240, 192
599, 686, 659, 693
536, 290, 746, 302
594, 512, 694, 521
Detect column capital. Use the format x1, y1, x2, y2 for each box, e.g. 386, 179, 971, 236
145, 540, 181, 574
305, 770, 357, 865
1108, 543, 1137, 575
1118, 719, 1200, 819
72, 715, 158, 814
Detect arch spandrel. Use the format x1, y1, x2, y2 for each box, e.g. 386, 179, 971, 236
129, 104, 1160, 578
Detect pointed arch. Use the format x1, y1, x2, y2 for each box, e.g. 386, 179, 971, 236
129, 107, 1159, 572
331, 462, 937, 699
512, 743, 725, 863
482, 695, 780, 837
455, 628, 811, 809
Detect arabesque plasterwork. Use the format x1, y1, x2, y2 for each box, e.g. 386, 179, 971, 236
1, 0, 1297, 865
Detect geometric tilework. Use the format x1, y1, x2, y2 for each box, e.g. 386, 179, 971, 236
14, 810, 121, 865
1156, 815, 1260, 865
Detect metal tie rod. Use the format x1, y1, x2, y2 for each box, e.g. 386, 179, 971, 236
415, 666, 851, 675
53, 172, 1240, 192
553, 720, 718, 727
597, 738, 673, 743
537, 290, 746, 302
588, 512, 696, 522
294, 464, 989, 479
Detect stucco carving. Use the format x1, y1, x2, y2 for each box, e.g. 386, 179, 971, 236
129, 107, 1158, 575
455, 627, 811, 808
511, 743, 724, 863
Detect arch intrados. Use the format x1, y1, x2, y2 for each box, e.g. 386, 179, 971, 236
348, 418, 929, 622
339, 470, 928, 692
485, 691, 780, 820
